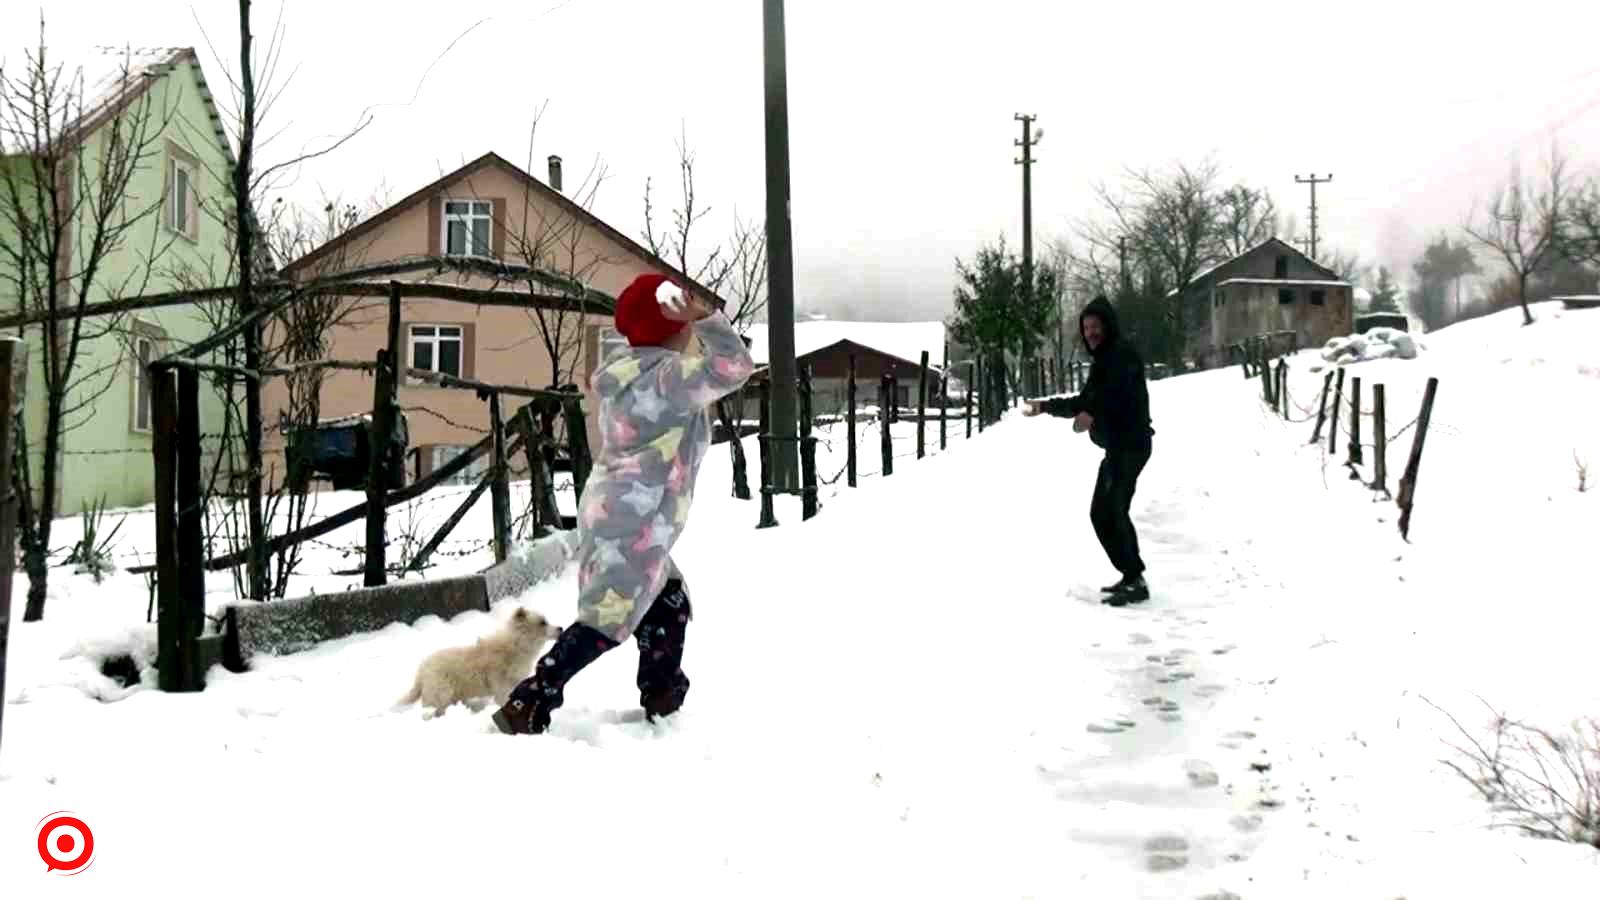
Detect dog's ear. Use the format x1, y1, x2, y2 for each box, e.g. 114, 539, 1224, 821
511, 607, 528, 621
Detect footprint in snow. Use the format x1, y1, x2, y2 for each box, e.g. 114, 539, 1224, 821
1229, 813, 1264, 833
1193, 683, 1226, 698
1184, 759, 1220, 788
1144, 834, 1190, 872
1086, 717, 1138, 734
1129, 632, 1154, 645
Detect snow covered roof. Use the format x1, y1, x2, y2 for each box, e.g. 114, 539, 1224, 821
741, 320, 947, 370
1218, 278, 1350, 288
1165, 237, 1342, 297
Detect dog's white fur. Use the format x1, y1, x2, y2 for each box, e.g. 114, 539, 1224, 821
395, 607, 562, 718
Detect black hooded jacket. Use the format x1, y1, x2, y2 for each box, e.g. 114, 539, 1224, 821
1039, 296, 1153, 450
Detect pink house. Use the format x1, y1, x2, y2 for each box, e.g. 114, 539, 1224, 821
264, 152, 726, 489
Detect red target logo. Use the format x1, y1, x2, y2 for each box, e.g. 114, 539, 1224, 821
36, 812, 96, 875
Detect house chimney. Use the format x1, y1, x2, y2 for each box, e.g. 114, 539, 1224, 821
548, 155, 563, 193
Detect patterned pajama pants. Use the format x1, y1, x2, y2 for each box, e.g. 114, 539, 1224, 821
506, 578, 693, 732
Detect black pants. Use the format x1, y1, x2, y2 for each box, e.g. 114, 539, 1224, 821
1090, 444, 1151, 577
506, 578, 693, 729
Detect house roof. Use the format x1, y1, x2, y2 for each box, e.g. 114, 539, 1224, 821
39, 47, 272, 273
280, 152, 727, 304
1218, 278, 1350, 288
1167, 237, 1343, 297
741, 319, 947, 370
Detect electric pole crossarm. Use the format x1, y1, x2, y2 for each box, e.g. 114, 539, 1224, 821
1294, 173, 1333, 261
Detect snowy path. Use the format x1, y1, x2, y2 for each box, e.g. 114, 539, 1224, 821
5, 355, 1600, 897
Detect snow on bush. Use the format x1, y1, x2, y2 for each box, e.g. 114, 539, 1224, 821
1321, 326, 1423, 364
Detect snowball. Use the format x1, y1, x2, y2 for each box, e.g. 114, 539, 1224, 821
656, 281, 686, 313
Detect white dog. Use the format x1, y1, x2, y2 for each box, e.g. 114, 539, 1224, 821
396, 607, 562, 719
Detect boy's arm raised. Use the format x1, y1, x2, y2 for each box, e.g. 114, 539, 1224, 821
658, 306, 756, 410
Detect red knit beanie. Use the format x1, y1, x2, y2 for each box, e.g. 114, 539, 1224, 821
615, 273, 689, 347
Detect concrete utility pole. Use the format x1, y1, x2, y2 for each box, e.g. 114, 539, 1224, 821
1015, 114, 1039, 394
762, 0, 799, 490
1294, 173, 1333, 261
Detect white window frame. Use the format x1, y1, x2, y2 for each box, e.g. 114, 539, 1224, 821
430, 444, 487, 486
130, 323, 167, 433
165, 153, 198, 241
408, 323, 465, 385
598, 324, 628, 359
441, 199, 493, 258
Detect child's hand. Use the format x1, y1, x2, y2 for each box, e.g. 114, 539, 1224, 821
1072, 412, 1092, 433
1022, 400, 1041, 417
659, 283, 715, 323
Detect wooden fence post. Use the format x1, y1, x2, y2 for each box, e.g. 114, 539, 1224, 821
1372, 383, 1389, 496
516, 403, 560, 534
486, 391, 511, 563
1310, 370, 1334, 444
975, 358, 986, 433
561, 395, 592, 506
1347, 376, 1364, 470
363, 345, 391, 587
175, 366, 206, 692
799, 366, 818, 520
939, 351, 948, 452
880, 373, 894, 476
1277, 359, 1289, 419
1259, 344, 1273, 405
846, 354, 858, 488
408, 429, 528, 573
756, 379, 778, 529
916, 350, 929, 460
965, 362, 974, 438
1328, 367, 1346, 456
1397, 377, 1440, 541
0, 339, 23, 753
150, 367, 181, 691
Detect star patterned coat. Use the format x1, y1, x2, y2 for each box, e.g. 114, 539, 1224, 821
573, 311, 755, 640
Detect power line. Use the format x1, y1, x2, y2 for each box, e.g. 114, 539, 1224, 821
1294, 173, 1333, 260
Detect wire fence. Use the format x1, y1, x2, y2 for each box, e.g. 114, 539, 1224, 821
1245, 341, 1447, 541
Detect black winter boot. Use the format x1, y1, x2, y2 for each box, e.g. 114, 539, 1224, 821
492, 624, 619, 735
634, 579, 692, 721
1104, 575, 1150, 607
1101, 574, 1138, 594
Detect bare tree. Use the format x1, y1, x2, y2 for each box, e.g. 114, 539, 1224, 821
1215, 184, 1278, 258
1077, 158, 1227, 364
641, 127, 762, 500
492, 101, 622, 393
1463, 146, 1572, 327
0, 29, 183, 621
1320, 247, 1368, 286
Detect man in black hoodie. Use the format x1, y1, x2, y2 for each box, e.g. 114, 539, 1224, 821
1024, 295, 1155, 605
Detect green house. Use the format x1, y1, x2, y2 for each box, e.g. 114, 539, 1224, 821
1, 47, 241, 518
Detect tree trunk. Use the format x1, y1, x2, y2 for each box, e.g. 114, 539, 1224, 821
21, 394, 63, 622
716, 396, 751, 500
1518, 273, 1534, 326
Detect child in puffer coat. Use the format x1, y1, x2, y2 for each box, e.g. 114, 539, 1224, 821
492, 272, 754, 735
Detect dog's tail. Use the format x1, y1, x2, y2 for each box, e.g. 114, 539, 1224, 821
394, 678, 421, 710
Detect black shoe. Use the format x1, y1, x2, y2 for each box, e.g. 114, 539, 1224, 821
491, 697, 548, 735
491, 623, 619, 735
1100, 575, 1136, 594
1103, 576, 1150, 607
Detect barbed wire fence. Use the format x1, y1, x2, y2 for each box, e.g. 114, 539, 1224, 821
1241, 333, 1445, 541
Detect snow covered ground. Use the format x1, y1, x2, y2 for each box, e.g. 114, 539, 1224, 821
3, 306, 1598, 897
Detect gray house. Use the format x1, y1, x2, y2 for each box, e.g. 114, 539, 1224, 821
1171, 238, 1355, 368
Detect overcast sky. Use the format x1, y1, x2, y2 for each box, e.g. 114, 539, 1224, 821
7, 0, 1600, 320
